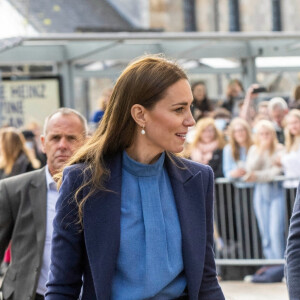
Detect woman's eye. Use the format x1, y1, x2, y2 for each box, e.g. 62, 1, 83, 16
175, 107, 184, 113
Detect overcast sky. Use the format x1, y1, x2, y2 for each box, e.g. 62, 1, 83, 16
0, 0, 37, 38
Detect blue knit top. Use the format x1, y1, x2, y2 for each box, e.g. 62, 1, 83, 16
111, 151, 187, 300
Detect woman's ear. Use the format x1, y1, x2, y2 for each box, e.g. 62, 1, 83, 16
131, 104, 146, 128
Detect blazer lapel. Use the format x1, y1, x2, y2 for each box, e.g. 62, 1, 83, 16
83, 154, 122, 299
83, 153, 207, 299
165, 155, 207, 299
29, 168, 47, 254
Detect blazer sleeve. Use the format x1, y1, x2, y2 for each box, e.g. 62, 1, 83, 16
198, 166, 225, 300
0, 180, 14, 261
45, 166, 85, 300
286, 183, 300, 300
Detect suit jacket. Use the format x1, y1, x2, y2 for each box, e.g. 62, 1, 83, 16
286, 183, 300, 300
46, 153, 224, 300
0, 168, 47, 300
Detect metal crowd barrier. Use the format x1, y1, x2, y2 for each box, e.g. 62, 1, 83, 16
213, 176, 298, 266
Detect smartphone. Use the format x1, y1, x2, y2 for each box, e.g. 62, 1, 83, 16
252, 87, 267, 94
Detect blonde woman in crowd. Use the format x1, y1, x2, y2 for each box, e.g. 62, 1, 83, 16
278, 109, 300, 222
281, 109, 300, 189
0, 127, 41, 276
0, 127, 40, 179
185, 118, 226, 252
244, 120, 285, 259
222, 118, 256, 263
187, 117, 225, 170
222, 117, 253, 183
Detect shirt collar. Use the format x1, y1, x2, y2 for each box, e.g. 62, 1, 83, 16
45, 165, 57, 191
122, 150, 165, 177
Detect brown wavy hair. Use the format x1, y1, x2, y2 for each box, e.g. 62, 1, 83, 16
58, 54, 188, 226
0, 127, 40, 174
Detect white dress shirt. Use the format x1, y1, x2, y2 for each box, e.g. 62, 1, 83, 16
36, 166, 58, 295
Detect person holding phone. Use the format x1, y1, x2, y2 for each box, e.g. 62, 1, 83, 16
239, 84, 266, 125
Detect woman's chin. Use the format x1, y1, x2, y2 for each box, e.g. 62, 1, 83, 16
169, 146, 184, 154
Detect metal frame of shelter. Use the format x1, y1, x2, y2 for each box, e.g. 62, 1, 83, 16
1, 31, 300, 108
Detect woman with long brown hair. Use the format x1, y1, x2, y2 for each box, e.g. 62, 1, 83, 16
46, 55, 224, 300
0, 127, 40, 276
190, 81, 213, 121
0, 127, 40, 179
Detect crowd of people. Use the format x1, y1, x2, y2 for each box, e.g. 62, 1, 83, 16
90, 77, 300, 283
182, 79, 300, 283
1, 55, 300, 299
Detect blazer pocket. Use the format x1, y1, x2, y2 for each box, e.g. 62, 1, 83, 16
5, 268, 17, 281
2, 269, 16, 299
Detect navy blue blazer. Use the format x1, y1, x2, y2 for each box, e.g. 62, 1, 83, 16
286, 183, 300, 300
46, 153, 224, 300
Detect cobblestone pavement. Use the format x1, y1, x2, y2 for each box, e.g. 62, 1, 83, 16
220, 281, 288, 300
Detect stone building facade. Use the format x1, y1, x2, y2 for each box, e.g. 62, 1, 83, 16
87, 1, 300, 121
150, 0, 184, 31
148, 0, 300, 32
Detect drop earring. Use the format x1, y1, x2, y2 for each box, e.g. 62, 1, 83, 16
141, 126, 145, 135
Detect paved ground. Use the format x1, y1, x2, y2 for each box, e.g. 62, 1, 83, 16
220, 281, 289, 300
0, 277, 289, 299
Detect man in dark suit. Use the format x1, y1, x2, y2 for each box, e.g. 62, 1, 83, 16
0, 108, 88, 300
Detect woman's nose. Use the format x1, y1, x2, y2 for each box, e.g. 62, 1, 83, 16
184, 110, 196, 127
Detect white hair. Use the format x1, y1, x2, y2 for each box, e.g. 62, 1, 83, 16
268, 97, 288, 112
43, 107, 88, 136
